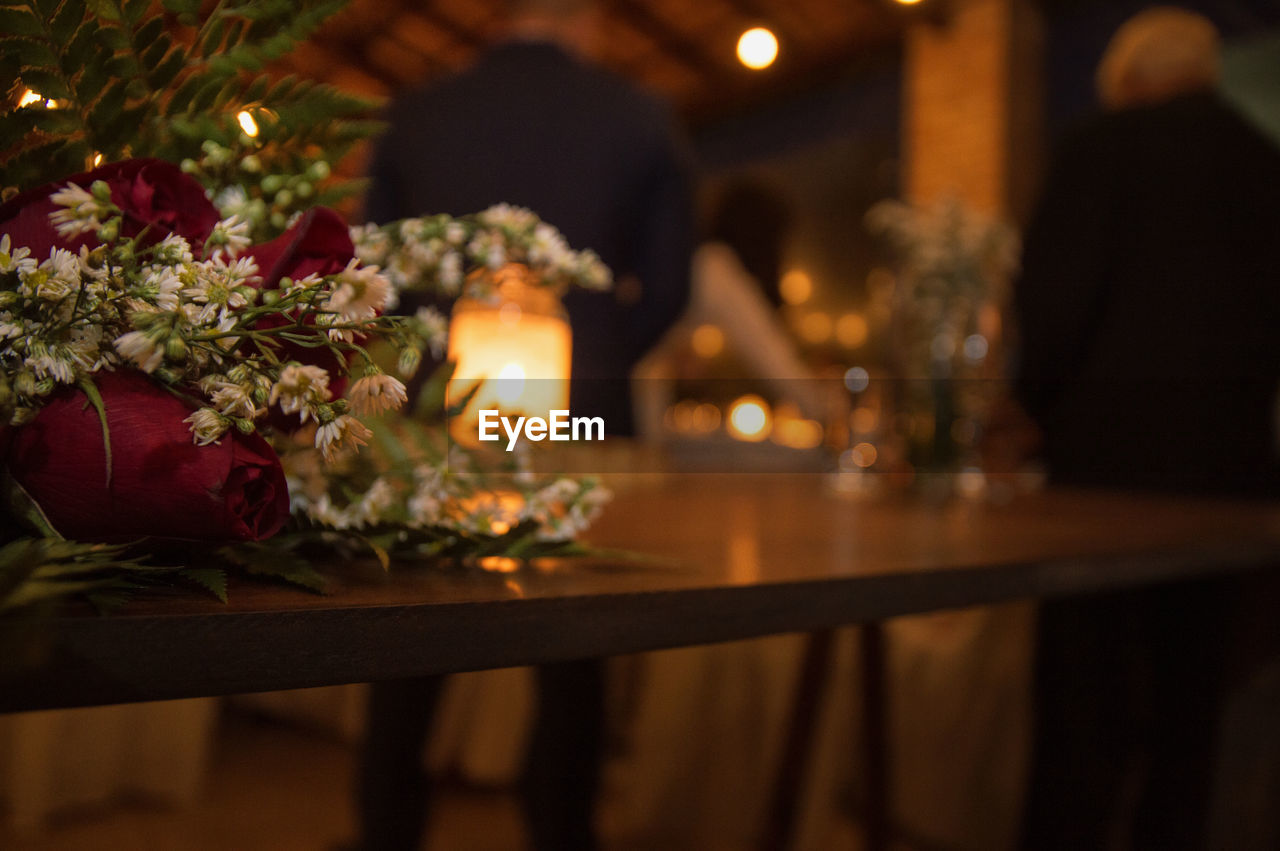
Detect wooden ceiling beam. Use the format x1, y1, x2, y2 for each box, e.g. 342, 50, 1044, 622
608, 0, 736, 84
411, 4, 488, 50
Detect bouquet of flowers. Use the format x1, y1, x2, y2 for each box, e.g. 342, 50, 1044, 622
0, 0, 613, 619
866, 197, 1019, 473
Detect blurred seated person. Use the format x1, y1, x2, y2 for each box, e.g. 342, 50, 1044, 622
1013, 8, 1280, 850
633, 180, 826, 439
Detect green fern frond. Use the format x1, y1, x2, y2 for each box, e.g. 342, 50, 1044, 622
1, 0, 382, 227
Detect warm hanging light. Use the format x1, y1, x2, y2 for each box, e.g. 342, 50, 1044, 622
18, 89, 45, 108
736, 27, 778, 70
894, 0, 925, 5
236, 109, 260, 137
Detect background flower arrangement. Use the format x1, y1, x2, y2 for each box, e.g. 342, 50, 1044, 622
866, 197, 1019, 474
0, 0, 613, 623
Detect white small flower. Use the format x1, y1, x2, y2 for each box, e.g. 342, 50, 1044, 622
48, 182, 107, 238
183, 255, 258, 322
213, 186, 250, 220
350, 223, 391, 268
323, 259, 390, 320
479, 203, 536, 231
315, 414, 371, 460
26, 351, 76, 384
152, 234, 194, 266
0, 234, 36, 276
114, 329, 164, 372
209, 382, 260, 419
29, 248, 82, 301
438, 252, 462, 294
269, 363, 332, 421
347, 372, 408, 415
208, 214, 252, 258
414, 306, 448, 359
184, 407, 230, 445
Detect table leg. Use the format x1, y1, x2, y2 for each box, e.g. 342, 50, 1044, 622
759, 628, 836, 851
860, 621, 890, 851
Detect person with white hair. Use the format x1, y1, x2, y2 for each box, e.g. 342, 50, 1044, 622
1013, 7, 1280, 849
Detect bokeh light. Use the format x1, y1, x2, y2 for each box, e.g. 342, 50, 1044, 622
727, 395, 772, 442
780, 269, 813, 305
736, 27, 779, 70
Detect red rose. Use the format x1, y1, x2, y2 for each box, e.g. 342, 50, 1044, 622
0, 158, 219, 259
244, 206, 354, 286
243, 207, 357, 400
5, 371, 289, 542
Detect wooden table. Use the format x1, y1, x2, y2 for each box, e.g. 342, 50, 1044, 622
5, 473, 1278, 714
4, 473, 1278, 850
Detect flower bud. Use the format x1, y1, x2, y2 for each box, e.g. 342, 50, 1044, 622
251, 385, 269, 405
307, 161, 330, 181
129, 310, 159, 329
295, 181, 313, 198
180, 158, 198, 173
90, 180, 112, 202
14, 372, 36, 397
0, 291, 18, 308
235, 417, 256, 434
261, 175, 284, 194
164, 337, 188, 361
274, 189, 292, 207
397, 347, 422, 378
269, 211, 287, 230
34, 378, 55, 396
240, 154, 262, 173
97, 219, 119, 243
261, 289, 281, 306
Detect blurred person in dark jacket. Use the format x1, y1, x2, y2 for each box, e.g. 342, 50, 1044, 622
1014, 9, 1280, 849
353, 2, 693, 849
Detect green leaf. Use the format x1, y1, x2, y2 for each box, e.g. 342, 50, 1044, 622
161, 0, 201, 14
147, 46, 186, 91
131, 15, 164, 51
17, 67, 70, 100
5, 36, 58, 66
122, 0, 149, 25
49, 0, 85, 44
139, 36, 169, 72
198, 15, 224, 58
1, 473, 64, 540
75, 377, 113, 488
0, 7, 45, 37
220, 543, 329, 594
181, 567, 227, 602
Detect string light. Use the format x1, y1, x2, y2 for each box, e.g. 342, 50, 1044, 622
236, 109, 259, 137
736, 27, 778, 70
